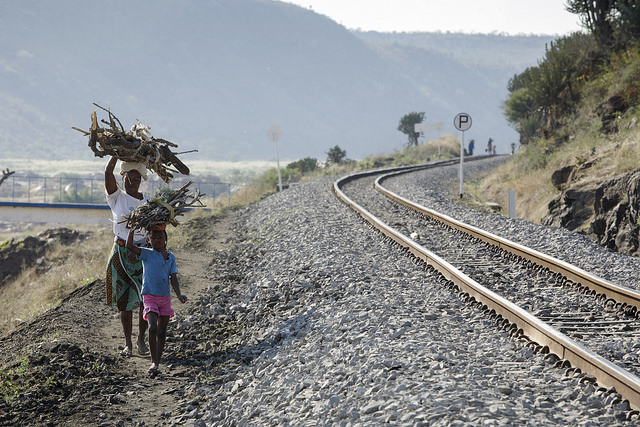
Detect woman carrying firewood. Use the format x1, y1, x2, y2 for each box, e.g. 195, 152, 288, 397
104, 156, 149, 357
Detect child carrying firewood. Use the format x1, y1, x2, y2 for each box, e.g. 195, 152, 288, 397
126, 225, 187, 374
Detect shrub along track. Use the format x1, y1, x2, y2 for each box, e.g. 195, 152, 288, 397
335, 160, 640, 418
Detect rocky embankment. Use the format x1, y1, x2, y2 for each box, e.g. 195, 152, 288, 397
184, 158, 637, 425
0, 227, 90, 286
543, 159, 640, 257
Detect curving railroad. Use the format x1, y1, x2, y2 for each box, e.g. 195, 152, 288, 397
198, 157, 640, 425
335, 157, 640, 417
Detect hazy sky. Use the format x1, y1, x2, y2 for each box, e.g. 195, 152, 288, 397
282, 0, 583, 35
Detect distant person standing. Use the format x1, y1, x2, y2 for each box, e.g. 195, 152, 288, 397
105, 156, 149, 357
468, 139, 475, 156
486, 138, 493, 154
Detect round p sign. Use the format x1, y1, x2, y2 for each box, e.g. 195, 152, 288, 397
454, 113, 472, 131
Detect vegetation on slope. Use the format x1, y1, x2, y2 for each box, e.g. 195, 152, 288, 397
477, 2, 640, 226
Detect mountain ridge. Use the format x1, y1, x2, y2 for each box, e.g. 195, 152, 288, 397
0, 0, 556, 162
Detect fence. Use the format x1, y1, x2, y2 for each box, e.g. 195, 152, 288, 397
0, 175, 231, 206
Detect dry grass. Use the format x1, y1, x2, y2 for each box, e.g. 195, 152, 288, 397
0, 226, 111, 336
611, 129, 640, 174
226, 183, 273, 207
476, 156, 557, 222
355, 135, 461, 170
0, 210, 214, 338
476, 113, 640, 223
399, 135, 461, 162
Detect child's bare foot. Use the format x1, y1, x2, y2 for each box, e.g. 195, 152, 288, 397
137, 339, 149, 355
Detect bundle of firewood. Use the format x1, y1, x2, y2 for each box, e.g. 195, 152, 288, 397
122, 181, 205, 231
73, 103, 195, 183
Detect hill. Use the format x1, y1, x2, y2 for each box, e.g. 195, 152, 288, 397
0, 0, 555, 163
355, 32, 557, 155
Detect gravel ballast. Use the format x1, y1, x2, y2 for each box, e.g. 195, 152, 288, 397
186, 160, 637, 426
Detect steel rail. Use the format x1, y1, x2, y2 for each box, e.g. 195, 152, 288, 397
333, 165, 640, 411
375, 168, 640, 314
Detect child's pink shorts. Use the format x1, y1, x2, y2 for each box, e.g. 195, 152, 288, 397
142, 294, 175, 320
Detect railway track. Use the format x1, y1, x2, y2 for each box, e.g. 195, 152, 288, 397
334, 159, 640, 416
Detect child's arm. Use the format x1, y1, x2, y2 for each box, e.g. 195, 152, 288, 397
170, 273, 187, 303
126, 228, 142, 256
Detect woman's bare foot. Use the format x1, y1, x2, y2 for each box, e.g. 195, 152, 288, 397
137, 338, 149, 355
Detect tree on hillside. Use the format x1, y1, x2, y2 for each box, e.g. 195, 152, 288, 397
615, 0, 640, 43
504, 33, 599, 145
566, 0, 640, 47
566, 0, 614, 47
397, 112, 425, 147
326, 145, 347, 165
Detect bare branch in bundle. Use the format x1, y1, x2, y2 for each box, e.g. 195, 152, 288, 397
73, 104, 196, 183
0, 168, 15, 187
122, 181, 206, 231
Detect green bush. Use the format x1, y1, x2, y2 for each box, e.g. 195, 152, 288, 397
505, 32, 604, 147
326, 145, 347, 165
286, 157, 318, 173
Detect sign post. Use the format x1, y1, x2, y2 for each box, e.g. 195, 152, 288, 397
453, 113, 472, 198
267, 126, 283, 192
508, 189, 516, 218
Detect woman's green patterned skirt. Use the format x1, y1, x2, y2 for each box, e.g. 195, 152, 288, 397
106, 243, 143, 312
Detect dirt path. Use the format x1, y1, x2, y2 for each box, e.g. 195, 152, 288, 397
104, 212, 235, 425
0, 209, 237, 426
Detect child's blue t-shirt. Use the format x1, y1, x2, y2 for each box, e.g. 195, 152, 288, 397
137, 248, 178, 296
